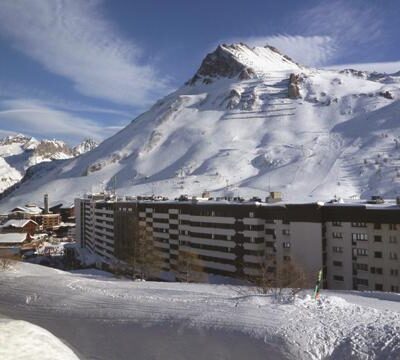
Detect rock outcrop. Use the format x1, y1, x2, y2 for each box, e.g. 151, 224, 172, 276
288, 73, 301, 99
379, 91, 394, 100
188, 44, 256, 85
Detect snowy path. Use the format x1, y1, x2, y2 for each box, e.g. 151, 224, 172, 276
0, 263, 400, 360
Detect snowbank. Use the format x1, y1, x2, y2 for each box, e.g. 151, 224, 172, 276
0, 262, 399, 360
0, 318, 79, 360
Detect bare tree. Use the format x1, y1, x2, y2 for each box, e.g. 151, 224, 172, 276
274, 260, 311, 301
177, 249, 204, 282
251, 256, 311, 302
0, 254, 15, 271
133, 222, 163, 280
249, 256, 275, 294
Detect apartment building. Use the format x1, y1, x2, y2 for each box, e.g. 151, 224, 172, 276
41, 214, 61, 230
75, 195, 322, 279
75, 194, 400, 292
323, 204, 400, 293
75, 195, 115, 264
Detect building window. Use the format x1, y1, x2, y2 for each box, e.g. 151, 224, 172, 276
333, 260, 343, 267
371, 267, 383, 275
282, 229, 290, 236
282, 242, 291, 248
356, 278, 368, 286
374, 251, 382, 258
374, 235, 382, 242
356, 263, 368, 271
374, 223, 382, 230
333, 275, 344, 281
357, 248, 368, 256
332, 221, 342, 227
332, 232, 343, 239
391, 285, 399, 292
375, 284, 383, 291
390, 269, 399, 276
352, 233, 368, 241
283, 255, 291, 262
333, 246, 343, 253
351, 222, 367, 228
389, 252, 398, 260
389, 236, 397, 244
389, 224, 397, 230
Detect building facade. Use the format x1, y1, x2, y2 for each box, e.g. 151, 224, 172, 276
41, 214, 61, 230
75, 195, 400, 292
323, 205, 400, 293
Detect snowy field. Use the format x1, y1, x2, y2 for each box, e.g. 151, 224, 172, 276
0, 262, 399, 360
0, 317, 79, 360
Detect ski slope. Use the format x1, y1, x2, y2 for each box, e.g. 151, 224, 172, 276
0, 44, 400, 210
0, 262, 399, 360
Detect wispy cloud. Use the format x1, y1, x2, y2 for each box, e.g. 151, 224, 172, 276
295, 0, 384, 64
225, 1, 385, 67
0, 81, 134, 118
0, 99, 123, 144
0, 0, 171, 106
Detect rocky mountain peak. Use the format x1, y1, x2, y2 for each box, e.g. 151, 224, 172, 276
73, 138, 98, 156
188, 43, 300, 85
0, 133, 32, 146
33, 139, 73, 158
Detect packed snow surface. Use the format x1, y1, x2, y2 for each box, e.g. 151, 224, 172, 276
0, 318, 79, 360
0, 262, 399, 360
1, 44, 400, 210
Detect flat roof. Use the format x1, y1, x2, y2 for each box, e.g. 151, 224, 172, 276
0, 233, 27, 244
78, 195, 400, 209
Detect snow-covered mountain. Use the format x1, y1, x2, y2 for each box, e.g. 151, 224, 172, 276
72, 138, 98, 157
0, 134, 97, 194
1, 43, 400, 209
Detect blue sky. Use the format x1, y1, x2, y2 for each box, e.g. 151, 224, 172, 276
0, 0, 399, 145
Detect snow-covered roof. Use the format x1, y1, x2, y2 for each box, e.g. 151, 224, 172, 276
61, 203, 75, 209
1, 219, 38, 228
11, 205, 42, 214
59, 222, 76, 227
0, 233, 27, 244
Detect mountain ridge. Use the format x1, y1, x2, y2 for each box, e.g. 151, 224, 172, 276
0, 43, 399, 210
0, 134, 98, 195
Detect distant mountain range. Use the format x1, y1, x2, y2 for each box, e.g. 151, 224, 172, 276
0, 43, 400, 210
0, 134, 97, 194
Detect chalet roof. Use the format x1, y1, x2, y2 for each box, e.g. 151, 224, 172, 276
1, 219, 38, 228
11, 205, 42, 215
